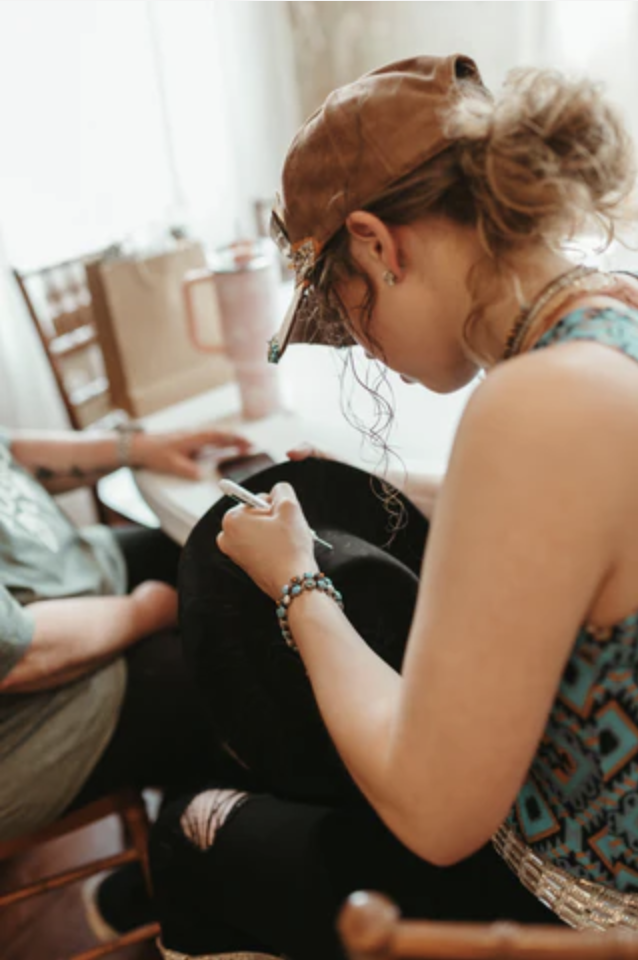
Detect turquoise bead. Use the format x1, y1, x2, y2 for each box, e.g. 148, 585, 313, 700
304, 580, 316, 589
282, 584, 290, 595
276, 606, 286, 619
291, 584, 302, 596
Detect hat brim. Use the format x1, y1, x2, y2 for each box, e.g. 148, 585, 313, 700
178, 457, 428, 801
268, 282, 357, 364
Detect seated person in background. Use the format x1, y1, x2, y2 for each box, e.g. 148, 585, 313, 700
0, 421, 251, 844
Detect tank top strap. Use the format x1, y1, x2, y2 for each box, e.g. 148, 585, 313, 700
533, 269, 638, 362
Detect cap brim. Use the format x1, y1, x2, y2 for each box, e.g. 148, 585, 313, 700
267, 282, 357, 364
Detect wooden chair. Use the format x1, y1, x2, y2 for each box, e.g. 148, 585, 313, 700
0, 788, 160, 960
338, 890, 638, 960
14, 252, 125, 433
13, 253, 159, 528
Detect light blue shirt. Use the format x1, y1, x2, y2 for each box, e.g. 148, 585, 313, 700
0, 430, 127, 840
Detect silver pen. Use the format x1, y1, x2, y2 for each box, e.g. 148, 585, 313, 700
218, 478, 333, 550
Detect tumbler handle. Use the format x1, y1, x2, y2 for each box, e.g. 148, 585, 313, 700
183, 268, 226, 355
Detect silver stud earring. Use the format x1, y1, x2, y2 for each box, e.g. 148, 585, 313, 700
383, 270, 397, 287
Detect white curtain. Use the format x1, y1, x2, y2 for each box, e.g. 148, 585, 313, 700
540, 0, 638, 271
288, 2, 550, 117
0, 0, 299, 430
288, 1, 638, 269
0, 232, 67, 429
287, 1, 638, 126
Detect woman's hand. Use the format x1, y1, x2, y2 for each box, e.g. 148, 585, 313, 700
135, 429, 251, 481
217, 483, 317, 599
286, 442, 333, 462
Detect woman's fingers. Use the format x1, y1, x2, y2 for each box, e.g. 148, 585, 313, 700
213, 432, 252, 451
216, 529, 227, 555
270, 481, 299, 507
171, 454, 203, 481
184, 430, 252, 453
286, 442, 329, 461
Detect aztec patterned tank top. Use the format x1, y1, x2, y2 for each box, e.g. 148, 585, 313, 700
504, 273, 638, 893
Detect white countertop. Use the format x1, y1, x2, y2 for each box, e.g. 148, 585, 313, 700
133, 344, 475, 545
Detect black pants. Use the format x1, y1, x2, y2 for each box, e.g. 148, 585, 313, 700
150, 790, 562, 960
70, 527, 243, 809
137, 522, 563, 960
67, 526, 560, 958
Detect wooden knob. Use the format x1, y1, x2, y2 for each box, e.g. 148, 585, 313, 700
338, 891, 400, 960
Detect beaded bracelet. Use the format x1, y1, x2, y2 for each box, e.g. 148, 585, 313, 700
276, 571, 344, 651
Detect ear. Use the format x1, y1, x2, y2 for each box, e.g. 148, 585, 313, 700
345, 211, 403, 280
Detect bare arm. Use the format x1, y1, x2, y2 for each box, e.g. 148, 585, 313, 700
8, 427, 252, 494
8, 430, 135, 494
228, 344, 633, 866
0, 582, 177, 693
289, 351, 628, 864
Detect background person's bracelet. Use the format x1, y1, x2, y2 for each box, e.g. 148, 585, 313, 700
114, 421, 144, 469
275, 571, 344, 651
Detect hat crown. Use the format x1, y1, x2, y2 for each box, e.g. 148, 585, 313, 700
281, 53, 484, 251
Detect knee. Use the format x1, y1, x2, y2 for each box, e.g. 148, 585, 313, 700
179, 788, 249, 851
149, 789, 252, 883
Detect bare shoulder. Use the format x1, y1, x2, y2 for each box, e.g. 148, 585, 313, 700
463, 338, 638, 453
444, 340, 638, 555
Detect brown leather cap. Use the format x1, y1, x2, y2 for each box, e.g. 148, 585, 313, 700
267, 53, 485, 364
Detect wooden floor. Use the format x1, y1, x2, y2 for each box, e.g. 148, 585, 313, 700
0, 815, 160, 960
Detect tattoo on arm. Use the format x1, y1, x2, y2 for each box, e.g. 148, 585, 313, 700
34, 463, 116, 487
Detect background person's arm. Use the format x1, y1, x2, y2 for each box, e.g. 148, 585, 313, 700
9, 429, 134, 493
0, 581, 177, 694
7, 427, 252, 494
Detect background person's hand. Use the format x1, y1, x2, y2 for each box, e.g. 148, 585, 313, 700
286, 442, 333, 462
135, 429, 252, 480
217, 482, 317, 599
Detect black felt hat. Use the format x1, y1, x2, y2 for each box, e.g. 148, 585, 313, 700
178, 457, 428, 803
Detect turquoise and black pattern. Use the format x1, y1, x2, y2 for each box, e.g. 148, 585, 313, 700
505, 296, 638, 892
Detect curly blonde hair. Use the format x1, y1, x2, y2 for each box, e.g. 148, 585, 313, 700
307, 68, 637, 363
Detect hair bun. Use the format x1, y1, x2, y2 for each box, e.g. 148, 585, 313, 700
446, 67, 636, 250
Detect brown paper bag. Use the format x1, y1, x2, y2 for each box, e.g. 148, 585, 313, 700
87, 242, 234, 417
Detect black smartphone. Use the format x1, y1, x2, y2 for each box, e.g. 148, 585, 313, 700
216, 452, 276, 484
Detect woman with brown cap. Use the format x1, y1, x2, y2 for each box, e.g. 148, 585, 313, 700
149, 53, 638, 959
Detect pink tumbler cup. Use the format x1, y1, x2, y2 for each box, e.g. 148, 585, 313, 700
183, 240, 283, 420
